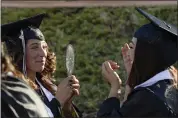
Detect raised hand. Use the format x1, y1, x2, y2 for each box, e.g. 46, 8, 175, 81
102, 61, 122, 98
55, 75, 80, 107
121, 43, 135, 77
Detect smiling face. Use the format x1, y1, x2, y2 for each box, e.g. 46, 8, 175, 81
26, 39, 48, 73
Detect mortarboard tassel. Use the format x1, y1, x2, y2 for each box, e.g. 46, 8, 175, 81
19, 30, 27, 78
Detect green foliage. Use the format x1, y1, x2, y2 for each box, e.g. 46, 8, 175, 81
2, 6, 177, 116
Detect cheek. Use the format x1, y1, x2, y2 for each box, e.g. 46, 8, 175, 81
26, 51, 37, 68
131, 44, 136, 61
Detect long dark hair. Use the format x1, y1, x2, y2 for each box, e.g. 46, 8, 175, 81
128, 39, 173, 89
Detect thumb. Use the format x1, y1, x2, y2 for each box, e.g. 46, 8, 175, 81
104, 61, 114, 73
113, 71, 122, 84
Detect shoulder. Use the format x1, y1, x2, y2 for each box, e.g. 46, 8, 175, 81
121, 87, 169, 116
123, 81, 178, 117
127, 87, 156, 101
128, 80, 175, 103
124, 88, 159, 108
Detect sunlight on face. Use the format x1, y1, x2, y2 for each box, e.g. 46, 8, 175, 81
26, 39, 48, 73
128, 37, 137, 62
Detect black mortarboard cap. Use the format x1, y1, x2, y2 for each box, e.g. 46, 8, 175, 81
1, 13, 46, 42
136, 7, 177, 36
134, 7, 178, 69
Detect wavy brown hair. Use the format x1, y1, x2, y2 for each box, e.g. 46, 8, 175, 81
1, 47, 23, 78
4, 35, 57, 95
37, 50, 57, 95
169, 66, 178, 88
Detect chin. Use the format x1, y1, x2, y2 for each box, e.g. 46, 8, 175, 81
36, 67, 45, 73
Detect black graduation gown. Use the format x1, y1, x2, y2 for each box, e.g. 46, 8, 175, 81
1, 75, 49, 118
97, 80, 178, 117
36, 79, 82, 118
35, 80, 62, 117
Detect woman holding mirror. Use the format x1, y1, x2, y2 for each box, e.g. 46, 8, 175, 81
2, 13, 81, 118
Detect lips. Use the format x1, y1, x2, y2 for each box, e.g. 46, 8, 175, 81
36, 60, 45, 64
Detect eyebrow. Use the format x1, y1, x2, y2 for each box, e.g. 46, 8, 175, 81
30, 43, 39, 47
29, 42, 47, 47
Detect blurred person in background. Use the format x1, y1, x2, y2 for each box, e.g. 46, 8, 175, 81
1, 43, 49, 117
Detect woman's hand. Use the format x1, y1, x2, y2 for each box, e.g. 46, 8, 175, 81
55, 75, 80, 107
121, 43, 134, 77
102, 61, 122, 98
121, 43, 134, 104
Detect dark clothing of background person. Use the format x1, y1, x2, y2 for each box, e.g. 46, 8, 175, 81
97, 80, 178, 117
1, 74, 49, 118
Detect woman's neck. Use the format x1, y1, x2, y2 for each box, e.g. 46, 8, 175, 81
27, 69, 36, 82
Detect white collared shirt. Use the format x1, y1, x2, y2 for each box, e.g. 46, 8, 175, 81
134, 69, 173, 89
36, 79, 55, 117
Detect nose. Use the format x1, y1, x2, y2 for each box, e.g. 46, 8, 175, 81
38, 47, 47, 58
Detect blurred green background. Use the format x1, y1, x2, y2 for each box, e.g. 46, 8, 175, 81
2, 6, 177, 117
